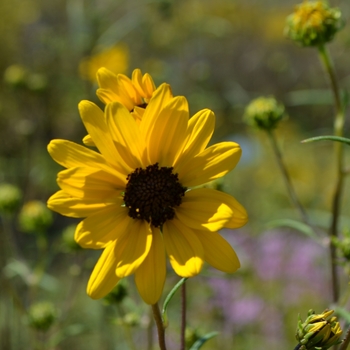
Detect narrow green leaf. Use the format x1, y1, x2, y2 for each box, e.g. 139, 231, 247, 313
333, 306, 350, 323
301, 135, 350, 145
189, 332, 219, 350
266, 219, 320, 241
161, 277, 187, 327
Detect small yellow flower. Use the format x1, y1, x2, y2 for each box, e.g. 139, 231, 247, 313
285, 1, 343, 47
79, 44, 129, 83
47, 83, 248, 304
83, 68, 158, 146
296, 309, 343, 349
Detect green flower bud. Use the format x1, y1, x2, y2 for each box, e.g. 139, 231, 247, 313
61, 224, 82, 252
27, 301, 57, 332
0, 183, 22, 216
285, 1, 343, 47
104, 281, 128, 305
18, 200, 53, 234
243, 96, 285, 130
4, 64, 28, 87
332, 228, 350, 260
296, 309, 343, 350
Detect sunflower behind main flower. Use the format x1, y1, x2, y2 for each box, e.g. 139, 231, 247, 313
48, 83, 248, 304
83, 68, 160, 146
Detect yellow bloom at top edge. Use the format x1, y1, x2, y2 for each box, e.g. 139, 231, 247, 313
47, 83, 248, 305
284, 1, 343, 47
79, 44, 129, 83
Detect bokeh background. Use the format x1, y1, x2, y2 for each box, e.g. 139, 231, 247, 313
1, 0, 350, 349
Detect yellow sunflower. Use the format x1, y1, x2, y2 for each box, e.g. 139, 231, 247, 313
83, 68, 159, 146
47, 83, 248, 304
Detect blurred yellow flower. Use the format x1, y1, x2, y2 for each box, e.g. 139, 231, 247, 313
79, 44, 129, 83
47, 83, 247, 304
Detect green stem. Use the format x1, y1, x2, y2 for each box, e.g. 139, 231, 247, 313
152, 303, 167, 350
116, 304, 137, 350
318, 44, 345, 304
267, 129, 309, 224
180, 281, 186, 350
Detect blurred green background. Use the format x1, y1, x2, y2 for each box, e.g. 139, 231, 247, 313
1, 0, 350, 349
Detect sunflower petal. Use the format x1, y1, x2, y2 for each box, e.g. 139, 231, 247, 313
105, 102, 146, 168
87, 241, 121, 299
75, 205, 129, 249
146, 96, 189, 166
135, 227, 166, 304
57, 167, 123, 199
47, 190, 118, 218
175, 109, 215, 166
175, 142, 242, 187
78, 100, 129, 175
163, 219, 204, 277
48, 140, 125, 183
176, 188, 248, 231
194, 230, 240, 273
115, 220, 153, 278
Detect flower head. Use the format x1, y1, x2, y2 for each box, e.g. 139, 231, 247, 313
296, 309, 343, 349
79, 44, 129, 83
243, 96, 285, 130
285, 1, 343, 47
83, 68, 158, 146
27, 301, 57, 332
48, 83, 248, 304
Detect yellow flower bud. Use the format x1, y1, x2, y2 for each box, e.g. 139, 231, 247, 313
285, 1, 343, 47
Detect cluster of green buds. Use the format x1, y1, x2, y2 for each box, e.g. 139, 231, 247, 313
104, 281, 128, 305
0, 183, 22, 216
332, 228, 350, 261
18, 200, 53, 234
285, 1, 343, 47
4, 64, 48, 92
27, 301, 57, 332
243, 96, 286, 131
296, 309, 342, 349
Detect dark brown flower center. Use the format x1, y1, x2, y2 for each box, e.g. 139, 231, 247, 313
123, 163, 186, 227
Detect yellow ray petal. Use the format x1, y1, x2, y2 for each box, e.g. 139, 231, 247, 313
163, 219, 204, 277
140, 83, 173, 135
176, 188, 248, 231
175, 109, 215, 166
194, 230, 240, 273
57, 167, 123, 199
96, 67, 118, 90
48, 140, 125, 182
175, 142, 242, 187
82, 134, 95, 147
78, 100, 129, 175
146, 96, 189, 166
47, 190, 118, 218
142, 73, 156, 98
115, 220, 153, 278
105, 102, 146, 168
75, 204, 130, 249
87, 241, 121, 299
118, 74, 142, 105
135, 227, 166, 304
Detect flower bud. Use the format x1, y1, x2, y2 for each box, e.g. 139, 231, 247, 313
296, 309, 342, 349
285, 1, 343, 47
18, 200, 53, 234
4, 64, 28, 87
27, 301, 57, 332
0, 183, 22, 216
243, 96, 285, 130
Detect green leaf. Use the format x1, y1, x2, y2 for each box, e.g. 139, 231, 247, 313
333, 306, 350, 323
161, 277, 187, 327
301, 135, 350, 146
266, 219, 320, 241
189, 332, 219, 350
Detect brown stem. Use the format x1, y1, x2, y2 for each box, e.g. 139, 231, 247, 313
152, 303, 167, 350
180, 281, 186, 350
339, 325, 350, 350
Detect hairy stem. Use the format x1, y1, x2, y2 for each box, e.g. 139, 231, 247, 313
318, 44, 345, 303
152, 303, 167, 350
